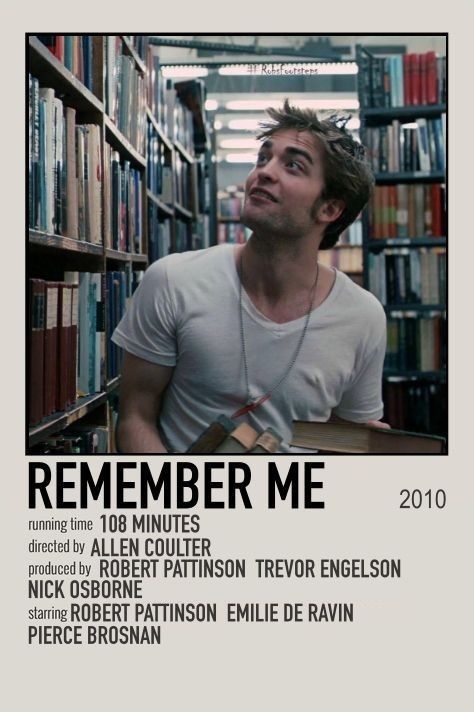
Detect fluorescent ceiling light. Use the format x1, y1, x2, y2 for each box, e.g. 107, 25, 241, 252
205, 99, 219, 111
225, 153, 258, 164
226, 98, 359, 111
161, 66, 208, 79
214, 119, 223, 130
220, 138, 259, 149
228, 119, 261, 131
218, 62, 358, 76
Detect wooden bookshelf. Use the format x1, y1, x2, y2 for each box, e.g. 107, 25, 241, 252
357, 44, 447, 439
28, 34, 216, 452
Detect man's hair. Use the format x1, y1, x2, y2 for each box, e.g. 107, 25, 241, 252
257, 99, 374, 250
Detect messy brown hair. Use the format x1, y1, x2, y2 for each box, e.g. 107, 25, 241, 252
257, 99, 374, 249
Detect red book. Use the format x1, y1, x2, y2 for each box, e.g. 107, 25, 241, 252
55, 35, 65, 63
426, 51, 438, 104
68, 284, 79, 406
43, 282, 59, 416
431, 184, 442, 237
403, 54, 412, 105
29, 279, 46, 425
57, 283, 72, 411
388, 186, 397, 238
411, 54, 421, 105
420, 53, 428, 105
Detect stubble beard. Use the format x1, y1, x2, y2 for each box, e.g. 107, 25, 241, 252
241, 200, 316, 257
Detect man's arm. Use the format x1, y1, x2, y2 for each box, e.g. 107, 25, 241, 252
116, 352, 173, 453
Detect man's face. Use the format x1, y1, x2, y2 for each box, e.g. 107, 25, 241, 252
241, 129, 326, 242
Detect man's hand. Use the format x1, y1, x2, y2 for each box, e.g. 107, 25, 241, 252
366, 420, 391, 430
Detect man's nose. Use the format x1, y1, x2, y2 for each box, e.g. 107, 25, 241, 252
256, 157, 278, 181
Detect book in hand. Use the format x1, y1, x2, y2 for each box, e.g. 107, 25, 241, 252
291, 420, 445, 454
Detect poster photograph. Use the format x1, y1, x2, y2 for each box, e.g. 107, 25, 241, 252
1, 8, 472, 712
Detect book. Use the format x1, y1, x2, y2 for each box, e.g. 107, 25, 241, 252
29, 279, 46, 425
291, 421, 445, 454
186, 415, 236, 454
247, 428, 282, 454
213, 423, 259, 454
43, 281, 59, 415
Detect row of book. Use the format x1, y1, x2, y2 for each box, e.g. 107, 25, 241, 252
368, 249, 446, 306
175, 220, 192, 253
217, 222, 248, 244
383, 381, 446, 438
369, 184, 446, 239
364, 117, 445, 174
338, 219, 363, 247
187, 417, 282, 454
385, 315, 446, 372
148, 204, 172, 262
106, 269, 142, 379
175, 154, 193, 212
105, 36, 147, 155
218, 195, 243, 219
29, 78, 102, 241
28, 274, 104, 426
147, 120, 167, 196
103, 145, 144, 253
319, 246, 362, 274
359, 50, 446, 109
36, 35, 96, 94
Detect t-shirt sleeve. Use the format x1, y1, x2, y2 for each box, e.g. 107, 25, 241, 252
111, 258, 177, 366
332, 331, 386, 423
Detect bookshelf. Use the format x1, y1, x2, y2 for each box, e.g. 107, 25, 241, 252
356, 45, 447, 437
27, 34, 216, 453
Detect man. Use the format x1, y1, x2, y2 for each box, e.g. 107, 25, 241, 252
112, 100, 387, 453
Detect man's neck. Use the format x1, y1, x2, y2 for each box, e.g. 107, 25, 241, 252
235, 232, 336, 324
240, 233, 321, 302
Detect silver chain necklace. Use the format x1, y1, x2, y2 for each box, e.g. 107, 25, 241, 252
232, 254, 320, 418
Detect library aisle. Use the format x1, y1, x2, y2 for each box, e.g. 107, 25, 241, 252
27, 34, 447, 454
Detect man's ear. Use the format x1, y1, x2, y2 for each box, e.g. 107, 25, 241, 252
316, 198, 345, 226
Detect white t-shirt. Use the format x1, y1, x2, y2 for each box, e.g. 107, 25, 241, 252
112, 244, 386, 453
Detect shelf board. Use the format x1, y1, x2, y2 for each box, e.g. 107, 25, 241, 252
105, 248, 132, 262
145, 107, 174, 152
131, 253, 148, 265
174, 140, 194, 165
29, 36, 103, 114
384, 370, 446, 382
120, 36, 147, 75
106, 376, 121, 393
146, 189, 174, 217
384, 304, 446, 313
361, 104, 446, 124
29, 230, 104, 257
104, 115, 146, 168
368, 237, 446, 250
28, 392, 107, 447
174, 203, 194, 221
374, 171, 445, 184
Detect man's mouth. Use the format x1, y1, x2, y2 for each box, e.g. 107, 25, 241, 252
249, 188, 278, 203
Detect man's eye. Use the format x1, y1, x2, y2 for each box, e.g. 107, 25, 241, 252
288, 160, 303, 170
256, 154, 268, 165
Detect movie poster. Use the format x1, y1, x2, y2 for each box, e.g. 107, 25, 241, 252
3, 12, 472, 712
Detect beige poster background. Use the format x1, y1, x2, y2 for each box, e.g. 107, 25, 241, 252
2, 8, 473, 711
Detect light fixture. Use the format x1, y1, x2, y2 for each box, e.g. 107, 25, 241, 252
161, 66, 209, 79
225, 98, 359, 111
227, 119, 261, 131
214, 119, 223, 130
220, 138, 259, 149
205, 99, 219, 111
225, 153, 258, 163
218, 62, 358, 76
